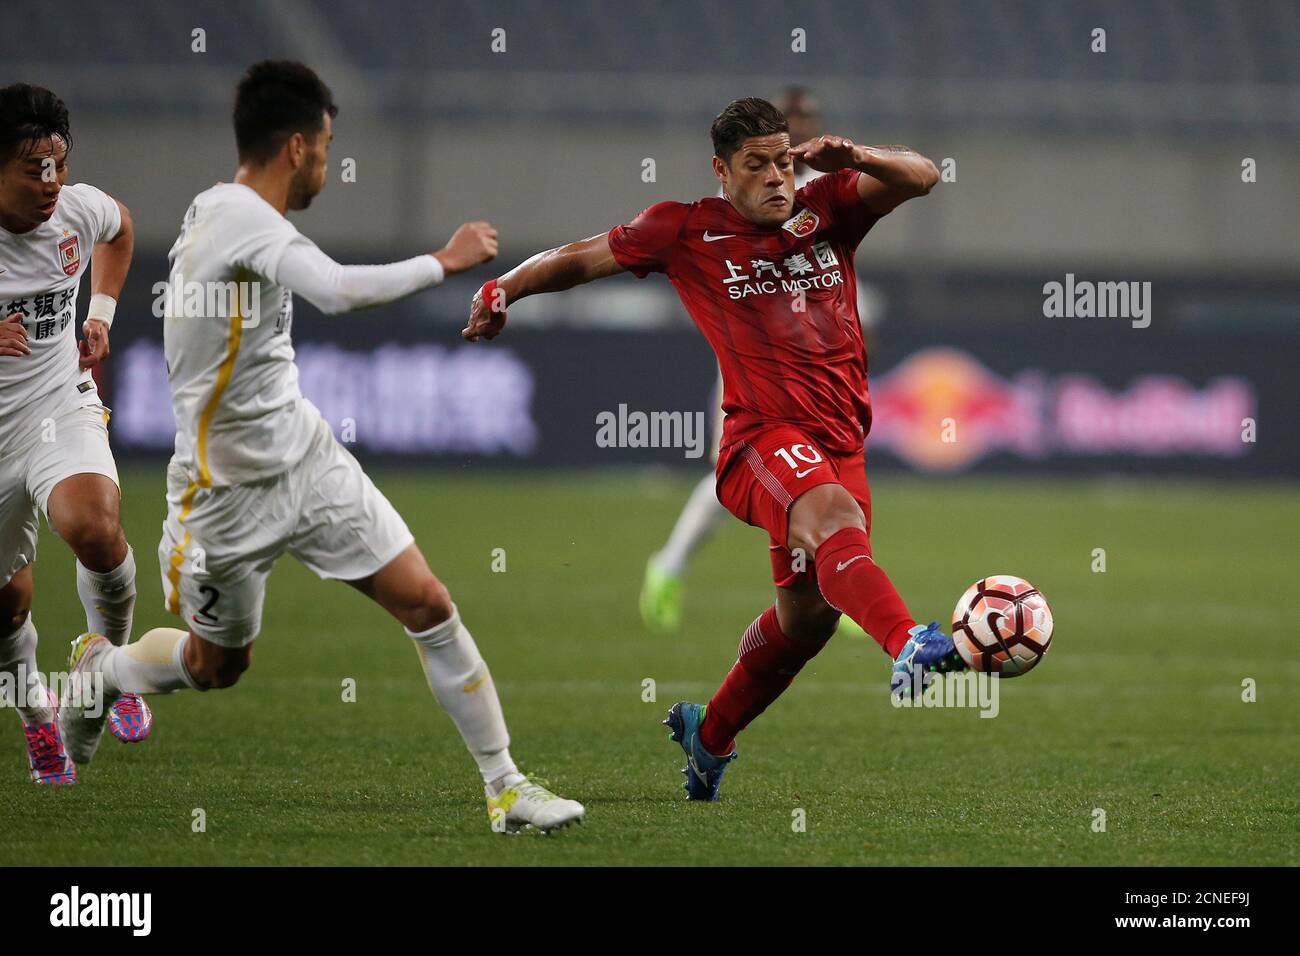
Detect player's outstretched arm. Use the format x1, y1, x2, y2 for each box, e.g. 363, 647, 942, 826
80, 197, 134, 370
275, 220, 498, 315
462, 233, 626, 342
433, 221, 499, 277
790, 135, 939, 216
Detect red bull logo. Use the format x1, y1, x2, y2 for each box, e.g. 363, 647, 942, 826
870, 348, 1256, 472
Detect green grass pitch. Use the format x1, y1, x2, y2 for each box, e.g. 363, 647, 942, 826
3, 466, 1297, 866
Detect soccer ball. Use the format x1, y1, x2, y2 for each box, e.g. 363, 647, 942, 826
951, 575, 1053, 676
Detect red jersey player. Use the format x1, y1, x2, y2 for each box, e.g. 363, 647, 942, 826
464, 97, 963, 800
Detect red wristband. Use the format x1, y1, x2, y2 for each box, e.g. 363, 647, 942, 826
481, 278, 506, 314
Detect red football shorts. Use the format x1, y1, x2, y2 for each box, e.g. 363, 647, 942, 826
715, 425, 871, 588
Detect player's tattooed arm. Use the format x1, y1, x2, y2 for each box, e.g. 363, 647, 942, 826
462, 234, 626, 342
790, 135, 939, 216
81, 198, 134, 370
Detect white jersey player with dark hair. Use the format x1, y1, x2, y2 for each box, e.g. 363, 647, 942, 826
59, 60, 584, 832
0, 82, 148, 786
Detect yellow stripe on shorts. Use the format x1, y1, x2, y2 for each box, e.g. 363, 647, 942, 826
166, 270, 249, 613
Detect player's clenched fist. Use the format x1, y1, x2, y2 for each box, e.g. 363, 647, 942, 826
434, 220, 499, 275
0, 312, 31, 357
79, 317, 111, 369
789, 134, 861, 172
463, 279, 506, 342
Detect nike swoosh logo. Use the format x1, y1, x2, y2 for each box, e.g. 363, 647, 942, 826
702, 232, 736, 242
794, 467, 818, 478
462, 676, 486, 693
836, 555, 870, 571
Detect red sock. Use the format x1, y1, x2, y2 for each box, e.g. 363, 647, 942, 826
814, 527, 915, 658
699, 606, 828, 756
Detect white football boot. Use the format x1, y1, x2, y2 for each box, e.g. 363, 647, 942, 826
486, 775, 585, 834
58, 633, 117, 766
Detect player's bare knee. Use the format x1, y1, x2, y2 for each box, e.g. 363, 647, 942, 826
787, 485, 865, 557
196, 656, 248, 690
186, 640, 251, 690
401, 576, 453, 633
816, 504, 865, 548
60, 512, 126, 570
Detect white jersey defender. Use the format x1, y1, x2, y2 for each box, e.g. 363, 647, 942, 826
0, 182, 121, 585
146, 171, 583, 831
58, 62, 582, 831
158, 181, 433, 645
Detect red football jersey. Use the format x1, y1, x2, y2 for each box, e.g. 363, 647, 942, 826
607, 169, 879, 457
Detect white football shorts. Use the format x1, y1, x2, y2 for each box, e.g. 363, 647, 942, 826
158, 412, 413, 646
0, 403, 118, 587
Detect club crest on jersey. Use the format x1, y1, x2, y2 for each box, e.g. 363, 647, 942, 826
781, 209, 819, 239
57, 233, 81, 277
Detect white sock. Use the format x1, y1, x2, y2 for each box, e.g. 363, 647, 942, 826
487, 770, 527, 797
407, 605, 517, 787
656, 472, 729, 576
0, 615, 52, 726
77, 545, 137, 646
102, 627, 201, 695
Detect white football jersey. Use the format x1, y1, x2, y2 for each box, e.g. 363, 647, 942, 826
0, 182, 120, 454
162, 182, 318, 488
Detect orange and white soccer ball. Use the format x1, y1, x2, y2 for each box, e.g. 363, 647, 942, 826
951, 575, 1053, 676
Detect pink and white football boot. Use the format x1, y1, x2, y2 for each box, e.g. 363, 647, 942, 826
24, 691, 76, 785
108, 693, 153, 743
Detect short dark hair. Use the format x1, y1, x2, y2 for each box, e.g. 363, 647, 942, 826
0, 83, 72, 164
710, 97, 788, 162
233, 60, 337, 164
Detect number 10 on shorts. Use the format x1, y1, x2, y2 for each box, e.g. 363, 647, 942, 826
774, 443, 824, 477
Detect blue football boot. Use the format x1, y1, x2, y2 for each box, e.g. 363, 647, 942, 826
663, 702, 737, 801
890, 621, 967, 698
